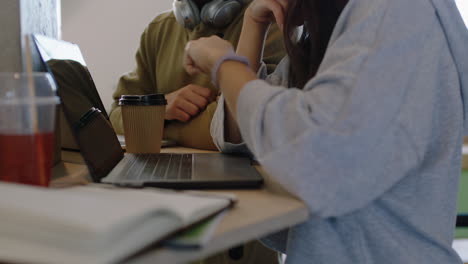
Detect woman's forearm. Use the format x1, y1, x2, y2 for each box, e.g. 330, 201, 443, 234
217, 61, 257, 143
224, 13, 270, 143
236, 15, 271, 73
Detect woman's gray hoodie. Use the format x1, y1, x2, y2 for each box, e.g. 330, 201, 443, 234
210, 0, 468, 262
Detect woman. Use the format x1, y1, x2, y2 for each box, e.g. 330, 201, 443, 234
184, 0, 468, 262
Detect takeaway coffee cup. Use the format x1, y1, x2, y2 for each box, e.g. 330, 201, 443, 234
0, 73, 60, 187
119, 94, 167, 153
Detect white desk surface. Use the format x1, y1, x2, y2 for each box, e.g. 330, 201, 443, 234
51, 148, 309, 263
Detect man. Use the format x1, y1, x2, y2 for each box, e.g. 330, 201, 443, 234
109, 0, 285, 150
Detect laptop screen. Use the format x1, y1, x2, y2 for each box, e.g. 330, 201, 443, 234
33, 35, 124, 180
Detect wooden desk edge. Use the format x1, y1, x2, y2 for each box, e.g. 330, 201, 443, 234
53, 149, 309, 263
129, 203, 308, 264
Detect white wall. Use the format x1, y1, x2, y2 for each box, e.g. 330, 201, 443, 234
456, 0, 468, 28
61, 0, 172, 111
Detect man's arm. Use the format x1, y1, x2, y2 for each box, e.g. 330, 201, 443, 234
164, 101, 218, 150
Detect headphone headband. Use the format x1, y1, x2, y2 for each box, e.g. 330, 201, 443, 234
173, 0, 243, 29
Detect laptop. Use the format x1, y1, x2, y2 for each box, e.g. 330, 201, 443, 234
33, 34, 263, 189
32, 35, 175, 151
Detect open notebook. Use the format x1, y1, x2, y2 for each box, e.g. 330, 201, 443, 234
0, 183, 235, 264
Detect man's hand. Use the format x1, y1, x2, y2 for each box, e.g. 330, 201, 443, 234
165, 84, 212, 122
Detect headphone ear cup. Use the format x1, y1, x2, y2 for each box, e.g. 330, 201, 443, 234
200, 0, 216, 25
201, 0, 242, 28
173, 0, 201, 29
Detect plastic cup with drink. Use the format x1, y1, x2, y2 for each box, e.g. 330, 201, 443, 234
0, 73, 59, 187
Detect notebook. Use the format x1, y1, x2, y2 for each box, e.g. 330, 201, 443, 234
0, 182, 234, 264
33, 34, 263, 189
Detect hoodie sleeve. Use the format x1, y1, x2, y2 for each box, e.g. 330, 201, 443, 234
235, 0, 440, 218
210, 95, 251, 155
210, 58, 290, 155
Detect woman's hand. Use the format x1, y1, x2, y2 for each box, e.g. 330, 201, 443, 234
245, 0, 288, 30
183, 36, 234, 75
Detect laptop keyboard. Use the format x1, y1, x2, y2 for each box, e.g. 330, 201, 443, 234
120, 153, 193, 181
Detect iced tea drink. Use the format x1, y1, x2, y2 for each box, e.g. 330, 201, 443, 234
0, 73, 59, 187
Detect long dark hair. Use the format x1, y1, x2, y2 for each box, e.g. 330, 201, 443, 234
284, 0, 349, 88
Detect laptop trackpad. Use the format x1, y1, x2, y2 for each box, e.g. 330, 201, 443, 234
192, 154, 262, 181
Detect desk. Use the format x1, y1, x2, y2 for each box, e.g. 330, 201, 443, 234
51, 148, 309, 263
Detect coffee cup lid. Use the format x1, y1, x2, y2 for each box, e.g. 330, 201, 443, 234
119, 94, 167, 106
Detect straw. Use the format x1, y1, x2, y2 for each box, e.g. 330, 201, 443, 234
24, 35, 46, 186
24, 35, 38, 132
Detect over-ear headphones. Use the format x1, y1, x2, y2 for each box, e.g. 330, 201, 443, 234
173, 0, 243, 29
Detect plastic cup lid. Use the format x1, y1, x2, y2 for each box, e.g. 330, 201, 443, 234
0, 96, 60, 105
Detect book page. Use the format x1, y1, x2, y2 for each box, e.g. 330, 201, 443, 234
0, 183, 230, 234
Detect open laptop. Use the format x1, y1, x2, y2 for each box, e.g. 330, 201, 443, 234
33, 34, 263, 189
